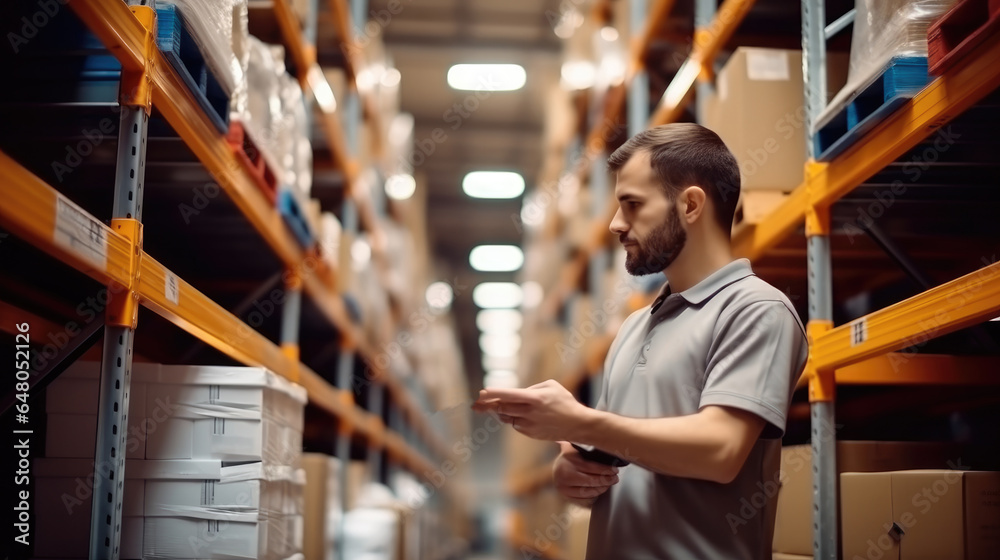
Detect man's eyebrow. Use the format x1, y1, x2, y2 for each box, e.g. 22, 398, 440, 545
617, 192, 642, 202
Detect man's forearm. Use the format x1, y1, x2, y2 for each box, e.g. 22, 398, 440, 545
571, 407, 757, 484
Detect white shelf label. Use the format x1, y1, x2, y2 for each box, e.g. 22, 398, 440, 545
850, 318, 868, 347
165, 271, 180, 306
53, 195, 107, 270
746, 50, 790, 81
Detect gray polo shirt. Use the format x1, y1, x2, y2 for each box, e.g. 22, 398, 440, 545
586, 259, 808, 560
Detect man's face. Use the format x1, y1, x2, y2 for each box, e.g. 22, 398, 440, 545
609, 151, 688, 276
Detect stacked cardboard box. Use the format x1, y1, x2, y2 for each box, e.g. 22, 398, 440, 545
302, 453, 342, 560
772, 441, 979, 560
37, 362, 307, 559
841, 470, 1000, 560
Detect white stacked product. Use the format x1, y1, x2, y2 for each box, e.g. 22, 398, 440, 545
36, 361, 157, 558
36, 362, 307, 560
244, 36, 314, 204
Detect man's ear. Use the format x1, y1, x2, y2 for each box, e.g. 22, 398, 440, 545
680, 186, 708, 224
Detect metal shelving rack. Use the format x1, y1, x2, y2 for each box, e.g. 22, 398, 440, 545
0, 0, 457, 556
513, 1, 1000, 558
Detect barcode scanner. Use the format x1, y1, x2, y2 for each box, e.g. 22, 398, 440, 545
571, 443, 630, 467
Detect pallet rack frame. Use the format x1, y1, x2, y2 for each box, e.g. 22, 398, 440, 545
0, 0, 458, 556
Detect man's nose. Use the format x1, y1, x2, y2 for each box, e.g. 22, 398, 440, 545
609, 208, 628, 236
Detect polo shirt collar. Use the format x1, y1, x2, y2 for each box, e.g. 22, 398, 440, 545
650, 259, 755, 313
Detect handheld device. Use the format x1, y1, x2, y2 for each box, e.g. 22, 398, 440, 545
571, 443, 630, 467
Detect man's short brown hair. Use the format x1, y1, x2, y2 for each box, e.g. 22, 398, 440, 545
607, 123, 741, 234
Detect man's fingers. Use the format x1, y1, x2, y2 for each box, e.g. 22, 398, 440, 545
477, 387, 535, 404
497, 402, 533, 416
559, 484, 613, 500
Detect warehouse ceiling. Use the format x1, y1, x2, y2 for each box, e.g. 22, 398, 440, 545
365, 0, 563, 389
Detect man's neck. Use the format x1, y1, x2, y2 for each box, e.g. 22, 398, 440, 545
663, 234, 734, 293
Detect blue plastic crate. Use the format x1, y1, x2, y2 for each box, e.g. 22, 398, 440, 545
813, 56, 930, 161
155, 4, 229, 133
277, 189, 315, 248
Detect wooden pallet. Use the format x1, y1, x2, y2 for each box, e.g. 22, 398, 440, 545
155, 4, 229, 133
928, 0, 1000, 76
813, 56, 929, 162
225, 121, 278, 205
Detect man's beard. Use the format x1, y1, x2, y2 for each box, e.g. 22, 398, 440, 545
624, 209, 687, 276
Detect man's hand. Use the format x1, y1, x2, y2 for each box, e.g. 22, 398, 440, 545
553, 441, 620, 507
472, 379, 592, 442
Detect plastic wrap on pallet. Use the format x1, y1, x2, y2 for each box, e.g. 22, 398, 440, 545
244, 35, 286, 180
278, 73, 313, 198
231, 0, 251, 118
814, 0, 956, 132
160, 0, 245, 96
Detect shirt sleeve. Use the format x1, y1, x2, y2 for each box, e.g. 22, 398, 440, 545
699, 300, 807, 438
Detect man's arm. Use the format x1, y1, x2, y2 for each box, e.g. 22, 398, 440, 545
574, 404, 766, 484
476, 380, 766, 484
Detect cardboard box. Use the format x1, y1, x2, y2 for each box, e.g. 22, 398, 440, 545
708, 48, 807, 192
841, 470, 1000, 560
773, 442, 966, 555
345, 460, 371, 511
302, 454, 342, 560
563, 505, 591, 560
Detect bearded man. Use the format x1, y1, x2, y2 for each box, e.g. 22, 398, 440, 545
475, 123, 808, 560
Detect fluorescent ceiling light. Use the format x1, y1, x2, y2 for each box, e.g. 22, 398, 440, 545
385, 174, 416, 200
463, 171, 525, 199
561, 60, 596, 90
473, 282, 523, 309
476, 309, 523, 334
447, 64, 526, 91
480, 333, 521, 357
425, 281, 454, 311
484, 370, 519, 389
521, 281, 544, 309
483, 354, 518, 371
470, 245, 524, 272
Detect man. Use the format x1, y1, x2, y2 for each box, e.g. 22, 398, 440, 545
474, 123, 808, 559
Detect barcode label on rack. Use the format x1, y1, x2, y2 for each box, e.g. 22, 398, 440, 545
165, 272, 180, 305
53, 195, 107, 270
850, 318, 868, 347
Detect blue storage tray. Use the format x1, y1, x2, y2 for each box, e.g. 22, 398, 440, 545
813, 57, 930, 161
155, 4, 229, 133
